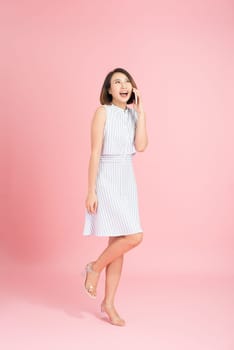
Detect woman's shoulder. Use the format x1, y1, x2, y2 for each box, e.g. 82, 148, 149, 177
92, 105, 107, 125
94, 104, 114, 118
95, 104, 112, 113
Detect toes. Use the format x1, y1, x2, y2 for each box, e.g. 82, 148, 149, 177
86, 284, 96, 297
89, 288, 95, 296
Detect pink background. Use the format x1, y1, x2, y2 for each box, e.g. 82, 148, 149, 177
1, 1, 234, 349
1, 0, 233, 274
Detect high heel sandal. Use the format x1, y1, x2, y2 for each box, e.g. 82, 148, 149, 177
100, 302, 126, 327
84, 262, 99, 299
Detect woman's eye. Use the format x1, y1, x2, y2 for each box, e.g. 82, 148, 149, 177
113, 79, 131, 84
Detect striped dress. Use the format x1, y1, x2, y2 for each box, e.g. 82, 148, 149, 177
82, 103, 143, 237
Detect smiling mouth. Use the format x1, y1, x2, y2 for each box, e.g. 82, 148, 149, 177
119, 92, 129, 98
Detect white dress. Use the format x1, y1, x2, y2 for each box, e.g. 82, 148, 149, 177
82, 104, 143, 237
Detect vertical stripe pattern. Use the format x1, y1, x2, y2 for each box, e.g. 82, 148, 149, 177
82, 104, 143, 237
101, 104, 137, 156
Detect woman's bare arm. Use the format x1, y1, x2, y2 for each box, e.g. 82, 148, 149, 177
134, 111, 148, 152
85, 106, 106, 214
133, 88, 148, 152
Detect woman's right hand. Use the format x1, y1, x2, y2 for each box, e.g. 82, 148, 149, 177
85, 192, 98, 214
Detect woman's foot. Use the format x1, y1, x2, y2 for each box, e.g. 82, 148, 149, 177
101, 302, 125, 326
84, 262, 100, 298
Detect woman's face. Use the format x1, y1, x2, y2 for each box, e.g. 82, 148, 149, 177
108, 72, 133, 104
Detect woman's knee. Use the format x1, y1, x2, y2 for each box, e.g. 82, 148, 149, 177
126, 232, 143, 247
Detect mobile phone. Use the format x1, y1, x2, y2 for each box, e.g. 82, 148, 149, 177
134, 91, 137, 105
128, 90, 137, 104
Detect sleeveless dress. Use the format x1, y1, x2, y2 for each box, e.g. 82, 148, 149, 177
82, 103, 143, 237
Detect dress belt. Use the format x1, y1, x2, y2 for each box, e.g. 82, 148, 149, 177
100, 154, 133, 162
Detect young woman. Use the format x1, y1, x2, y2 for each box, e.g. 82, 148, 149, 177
82, 67, 148, 326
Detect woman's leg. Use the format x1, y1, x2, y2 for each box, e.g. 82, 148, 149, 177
84, 232, 143, 297
101, 237, 125, 325
94, 232, 143, 272
103, 237, 124, 305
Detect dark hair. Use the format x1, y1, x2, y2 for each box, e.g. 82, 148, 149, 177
100, 68, 137, 105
